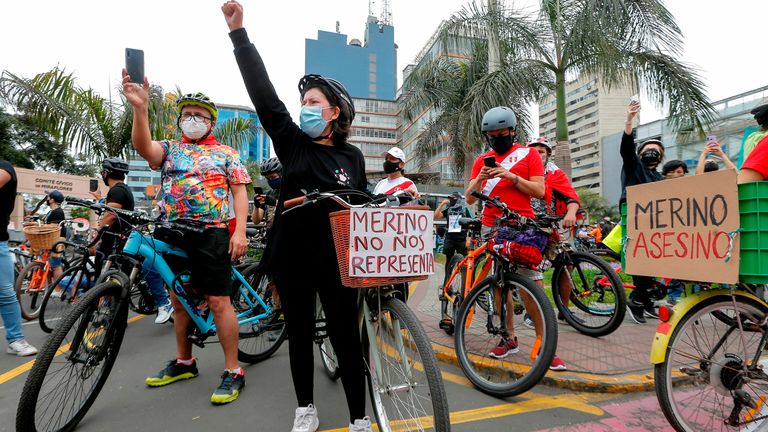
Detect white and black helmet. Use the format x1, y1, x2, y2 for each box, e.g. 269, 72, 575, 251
259, 157, 282, 174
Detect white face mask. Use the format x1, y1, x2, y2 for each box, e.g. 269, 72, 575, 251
180, 117, 210, 140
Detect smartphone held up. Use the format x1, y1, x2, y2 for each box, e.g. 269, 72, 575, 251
706, 135, 718, 147
125, 48, 144, 84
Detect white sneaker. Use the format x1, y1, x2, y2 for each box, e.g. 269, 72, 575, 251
50, 290, 64, 299
7, 339, 38, 357
349, 416, 373, 432
292, 404, 319, 432
154, 302, 174, 325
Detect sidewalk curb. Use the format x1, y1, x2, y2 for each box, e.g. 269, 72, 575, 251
430, 338, 657, 394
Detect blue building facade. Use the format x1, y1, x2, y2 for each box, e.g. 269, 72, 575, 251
217, 104, 271, 163
305, 16, 397, 100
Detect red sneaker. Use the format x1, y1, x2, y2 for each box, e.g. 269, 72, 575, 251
549, 355, 567, 371
488, 337, 519, 359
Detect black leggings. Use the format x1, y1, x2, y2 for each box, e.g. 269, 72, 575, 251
274, 274, 366, 421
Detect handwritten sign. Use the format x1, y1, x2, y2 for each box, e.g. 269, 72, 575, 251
625, 169, 740, 284
349, 208, 435, 277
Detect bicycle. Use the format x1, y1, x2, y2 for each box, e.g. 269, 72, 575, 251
283, 189, 450, 432
439, 217, 489, 335
452, 191, 558, 397
651, 282, 768, 431
16, 198, 287, 432
14, 222, 70, 321
543, 233, 626, 337
314, 293, 340, 380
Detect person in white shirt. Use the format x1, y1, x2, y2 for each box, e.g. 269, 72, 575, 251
372, 147, 419, 197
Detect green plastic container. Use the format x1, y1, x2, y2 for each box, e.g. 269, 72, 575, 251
620, 203, 627, 270
739, 182, 768, 284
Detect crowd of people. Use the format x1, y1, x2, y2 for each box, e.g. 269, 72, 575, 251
1, 1, 767, 430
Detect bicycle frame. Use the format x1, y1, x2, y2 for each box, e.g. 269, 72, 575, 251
26, 249, 53, 294
649, 287, 768, 364
442, 242, 493, 306
121, 230, 273, 336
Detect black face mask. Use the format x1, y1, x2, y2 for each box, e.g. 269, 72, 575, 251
383, 161, 401, 174
488, 135, 513, 155
640, 149, 662, 166
448, 197, 458, 207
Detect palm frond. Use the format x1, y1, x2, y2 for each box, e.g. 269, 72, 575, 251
215, 117, 257, 151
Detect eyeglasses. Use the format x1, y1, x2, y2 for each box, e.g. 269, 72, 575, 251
180, 113, 213, 123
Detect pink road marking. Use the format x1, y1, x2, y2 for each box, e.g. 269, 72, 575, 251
533, 394, 676, 432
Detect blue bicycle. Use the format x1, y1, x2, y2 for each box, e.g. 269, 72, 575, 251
17, 199, 286, 432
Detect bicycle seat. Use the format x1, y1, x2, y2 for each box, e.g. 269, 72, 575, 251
459, 218, 481, 230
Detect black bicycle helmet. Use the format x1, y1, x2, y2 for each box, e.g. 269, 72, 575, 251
298, 74, 355, 122
47, 190, 64, 203
481, 106, 517, 132
259, 157, 282, 174
636, 138, 665, 155
102, 157, 129, 173
177, 92, 218, 121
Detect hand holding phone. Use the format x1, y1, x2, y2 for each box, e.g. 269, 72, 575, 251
483, 156, 497, 168
125, 48, 144, 84
89, 179, 99, 193
706, 135, 718, 147
629, 94, 640, 105
253, 186, 264, 196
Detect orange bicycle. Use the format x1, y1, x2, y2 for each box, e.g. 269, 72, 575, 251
14, 224, 64, 320
438, 217, 493, 334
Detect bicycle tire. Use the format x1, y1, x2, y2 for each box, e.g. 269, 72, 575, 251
454, 274, 557, 397
15, 261, 47, 320
234, 263, 287, 363
38, 264, 96, 333
551, 251, 626, 337
315, 298, 340, 381
655, 295, 768, 432
17, 280, 128, 432
362, 295, 450, 432
440, 253, 466, 335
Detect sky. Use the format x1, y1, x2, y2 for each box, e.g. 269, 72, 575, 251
0, 0, 765, 136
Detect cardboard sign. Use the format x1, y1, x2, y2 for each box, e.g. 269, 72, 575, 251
349, 208, 435, 277
625, 169, 740, 284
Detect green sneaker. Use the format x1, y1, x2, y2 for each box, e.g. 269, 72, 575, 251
145, 359, 199, 387
210, 370, 245, 405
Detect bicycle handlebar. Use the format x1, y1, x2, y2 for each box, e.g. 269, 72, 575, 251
65, 196, 205, 234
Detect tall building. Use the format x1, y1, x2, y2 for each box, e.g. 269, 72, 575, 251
305, 15, 397, 100
600, 84, 768, 206
538, 76, 637, 192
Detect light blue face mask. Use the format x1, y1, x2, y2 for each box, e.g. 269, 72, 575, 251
300, 106, 329, 139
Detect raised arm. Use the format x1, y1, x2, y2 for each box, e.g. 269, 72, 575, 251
222, 1, 300, 156
121, 70, 164, 169
620, 102, 641, 172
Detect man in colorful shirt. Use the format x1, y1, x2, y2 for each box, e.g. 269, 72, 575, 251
122, 71, 251, 405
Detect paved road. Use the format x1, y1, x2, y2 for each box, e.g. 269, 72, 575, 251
0, 313, 674, 432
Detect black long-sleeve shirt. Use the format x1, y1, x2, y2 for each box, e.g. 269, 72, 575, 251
230, 28, 368, 279
619, 131, 663, 204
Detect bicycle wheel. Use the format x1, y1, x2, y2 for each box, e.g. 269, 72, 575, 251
39, 265, 96, 333
454, 274, 557, 397
551, 251, 626, 337
15, 261, 48, 320
440, 253, 466, 335
16, 280, 128, 432
656, 295, 768, 432
315, 298, 340, 381
233, 263, 286, 363
363, 295, 450, 432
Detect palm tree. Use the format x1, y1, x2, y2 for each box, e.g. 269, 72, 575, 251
0, 67, 258, 159
402, 5, 550, 181
434, 0, 716, 178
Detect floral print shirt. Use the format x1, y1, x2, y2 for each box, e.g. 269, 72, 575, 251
158, 135, 251, 227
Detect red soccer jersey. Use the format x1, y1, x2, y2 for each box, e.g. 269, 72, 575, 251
742, 134, 768, 179
471, 144, 545, 226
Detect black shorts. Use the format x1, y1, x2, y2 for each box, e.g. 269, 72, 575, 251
155, 226, 233, 297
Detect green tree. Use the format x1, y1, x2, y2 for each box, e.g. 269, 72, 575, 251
0, 67, 257, 159
402, 5, 550, 180
437, 0, 716, 178
577, 187, 618, 221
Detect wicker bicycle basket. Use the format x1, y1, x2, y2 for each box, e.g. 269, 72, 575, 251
23, 224, 60, 252
329, 206, 431, 288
